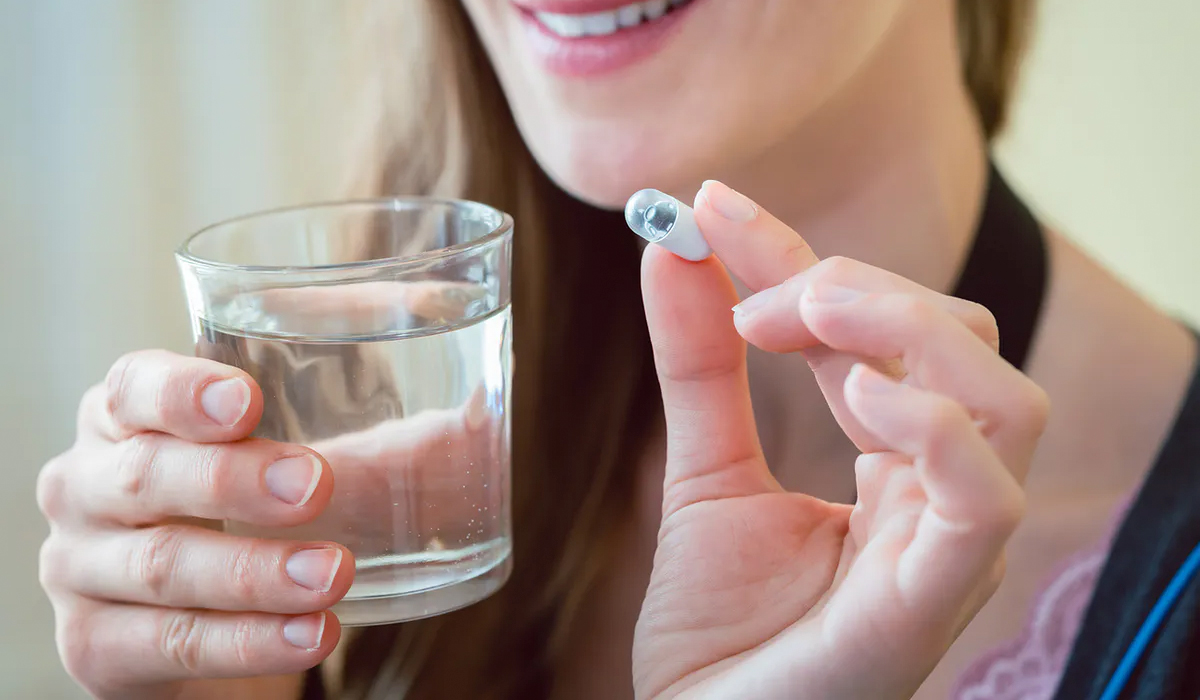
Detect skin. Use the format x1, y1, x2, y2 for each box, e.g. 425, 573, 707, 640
37, 0, 1197, 698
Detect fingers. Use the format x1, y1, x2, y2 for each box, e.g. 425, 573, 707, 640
76, 384, 118, 445
694, 181, 997, 354
95, 350, 263, 443
693, 179, 820, 290
641, 245, 774, 513
850, 453, 924, 543
693, 182, 1019, 458
845, 365, 1023, 530
55, 601, 338, 690
844, 365, 1024, 610
41, 526, 352, 612
50, 435, 331, 527
801, 286, 1048, 472
732, 256, 1001, 355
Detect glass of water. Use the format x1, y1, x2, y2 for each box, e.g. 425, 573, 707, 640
175, 199, 513, 626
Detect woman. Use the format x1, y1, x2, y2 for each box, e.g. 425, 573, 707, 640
35, 0, 1200, 698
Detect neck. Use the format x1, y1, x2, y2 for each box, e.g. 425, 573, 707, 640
720, 1, 991, 494
722, 0, 988, 294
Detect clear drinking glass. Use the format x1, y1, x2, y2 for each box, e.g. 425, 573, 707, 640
176, 199, 513, 626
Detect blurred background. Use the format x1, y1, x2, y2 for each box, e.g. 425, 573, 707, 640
1, 0, 1197, 696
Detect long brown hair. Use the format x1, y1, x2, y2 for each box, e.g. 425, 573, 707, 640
339, 2, 1035, 698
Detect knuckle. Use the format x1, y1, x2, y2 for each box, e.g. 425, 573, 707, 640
228, 544, 267, 607
76, 384, 108, 436
134, 525, 185, 599
990, 485, 1026, 528
38, 536, 69, 592
116, 434, 160, 504
160, 610, 206, 673
1002, 489, 1027, 528
154, 364, 198, 429
815, 255, 857, 284
104, 352, 142, 423
56, 607, 101, 685
977, 483, 1027, 539
194, 444, 238, 505
780, 238, 816, 269
893, 294, 934, 324
982, 555, 1008, 597
917, 398, 970, 452
1012, 382, 1052, 437
925, 398, 966, 434
58, 634, 94, 684
229, 618, 261, 670
36, 456, 68, 520
963, 301, 1000, 351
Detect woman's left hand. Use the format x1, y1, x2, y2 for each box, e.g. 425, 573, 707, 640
633, 181, 1049, 700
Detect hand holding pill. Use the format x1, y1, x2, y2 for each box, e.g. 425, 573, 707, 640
629, 180, 1045, 700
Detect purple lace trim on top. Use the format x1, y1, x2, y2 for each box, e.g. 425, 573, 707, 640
950, 499, 1133, 700
949, 548, 1106, 700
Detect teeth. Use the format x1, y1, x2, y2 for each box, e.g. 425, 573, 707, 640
535, 0, 690, 38
580, 11, 618, 35
617, 4, 642, 27
538, 13, 587, 37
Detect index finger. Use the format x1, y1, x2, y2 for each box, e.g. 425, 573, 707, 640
693, 179, 821, 291
98, 350, 262, 443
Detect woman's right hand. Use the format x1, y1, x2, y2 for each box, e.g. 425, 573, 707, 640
37, 350, 352, 700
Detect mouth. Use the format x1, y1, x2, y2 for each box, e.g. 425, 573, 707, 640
514, 0, 700, 77
528, 0, 694, 38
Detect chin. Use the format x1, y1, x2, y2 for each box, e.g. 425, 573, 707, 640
522, 125, 710, 211
466, 0, 914, 212
534, 158, 655, 212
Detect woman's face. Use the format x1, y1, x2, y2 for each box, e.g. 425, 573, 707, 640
460, 0, 909, 208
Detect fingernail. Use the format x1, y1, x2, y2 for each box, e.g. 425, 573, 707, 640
286, 547, 342, 593
732, 284, 780, 318
265, 455, 322, 506
200, 378, 250, 427
283, 612, 326, 650
698, 180, 758, 223
807, 284, 865, 305
852, 364, 901, 396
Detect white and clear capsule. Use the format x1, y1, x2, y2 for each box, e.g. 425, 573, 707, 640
624, 188, 711, 261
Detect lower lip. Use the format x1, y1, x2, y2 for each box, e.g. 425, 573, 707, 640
517, 3, 700, 77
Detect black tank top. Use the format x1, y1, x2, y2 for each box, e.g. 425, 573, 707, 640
1053, 343, 1200, 698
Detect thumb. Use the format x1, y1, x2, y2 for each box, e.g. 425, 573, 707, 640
641, 245, 776, 513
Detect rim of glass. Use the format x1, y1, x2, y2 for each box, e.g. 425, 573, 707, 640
175, 197, 514, 274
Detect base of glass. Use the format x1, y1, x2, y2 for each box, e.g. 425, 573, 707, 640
333, 553, 512, 627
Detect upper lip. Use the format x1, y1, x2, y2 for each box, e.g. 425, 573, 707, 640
511, 0, 644, 14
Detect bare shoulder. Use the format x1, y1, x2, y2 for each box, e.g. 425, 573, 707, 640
1027, 231, 1196, 502
1003, 231, 1196, 617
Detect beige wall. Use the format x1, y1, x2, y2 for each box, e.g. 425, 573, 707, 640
996, 0, 1200, 325
0, 1, 1196, 696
